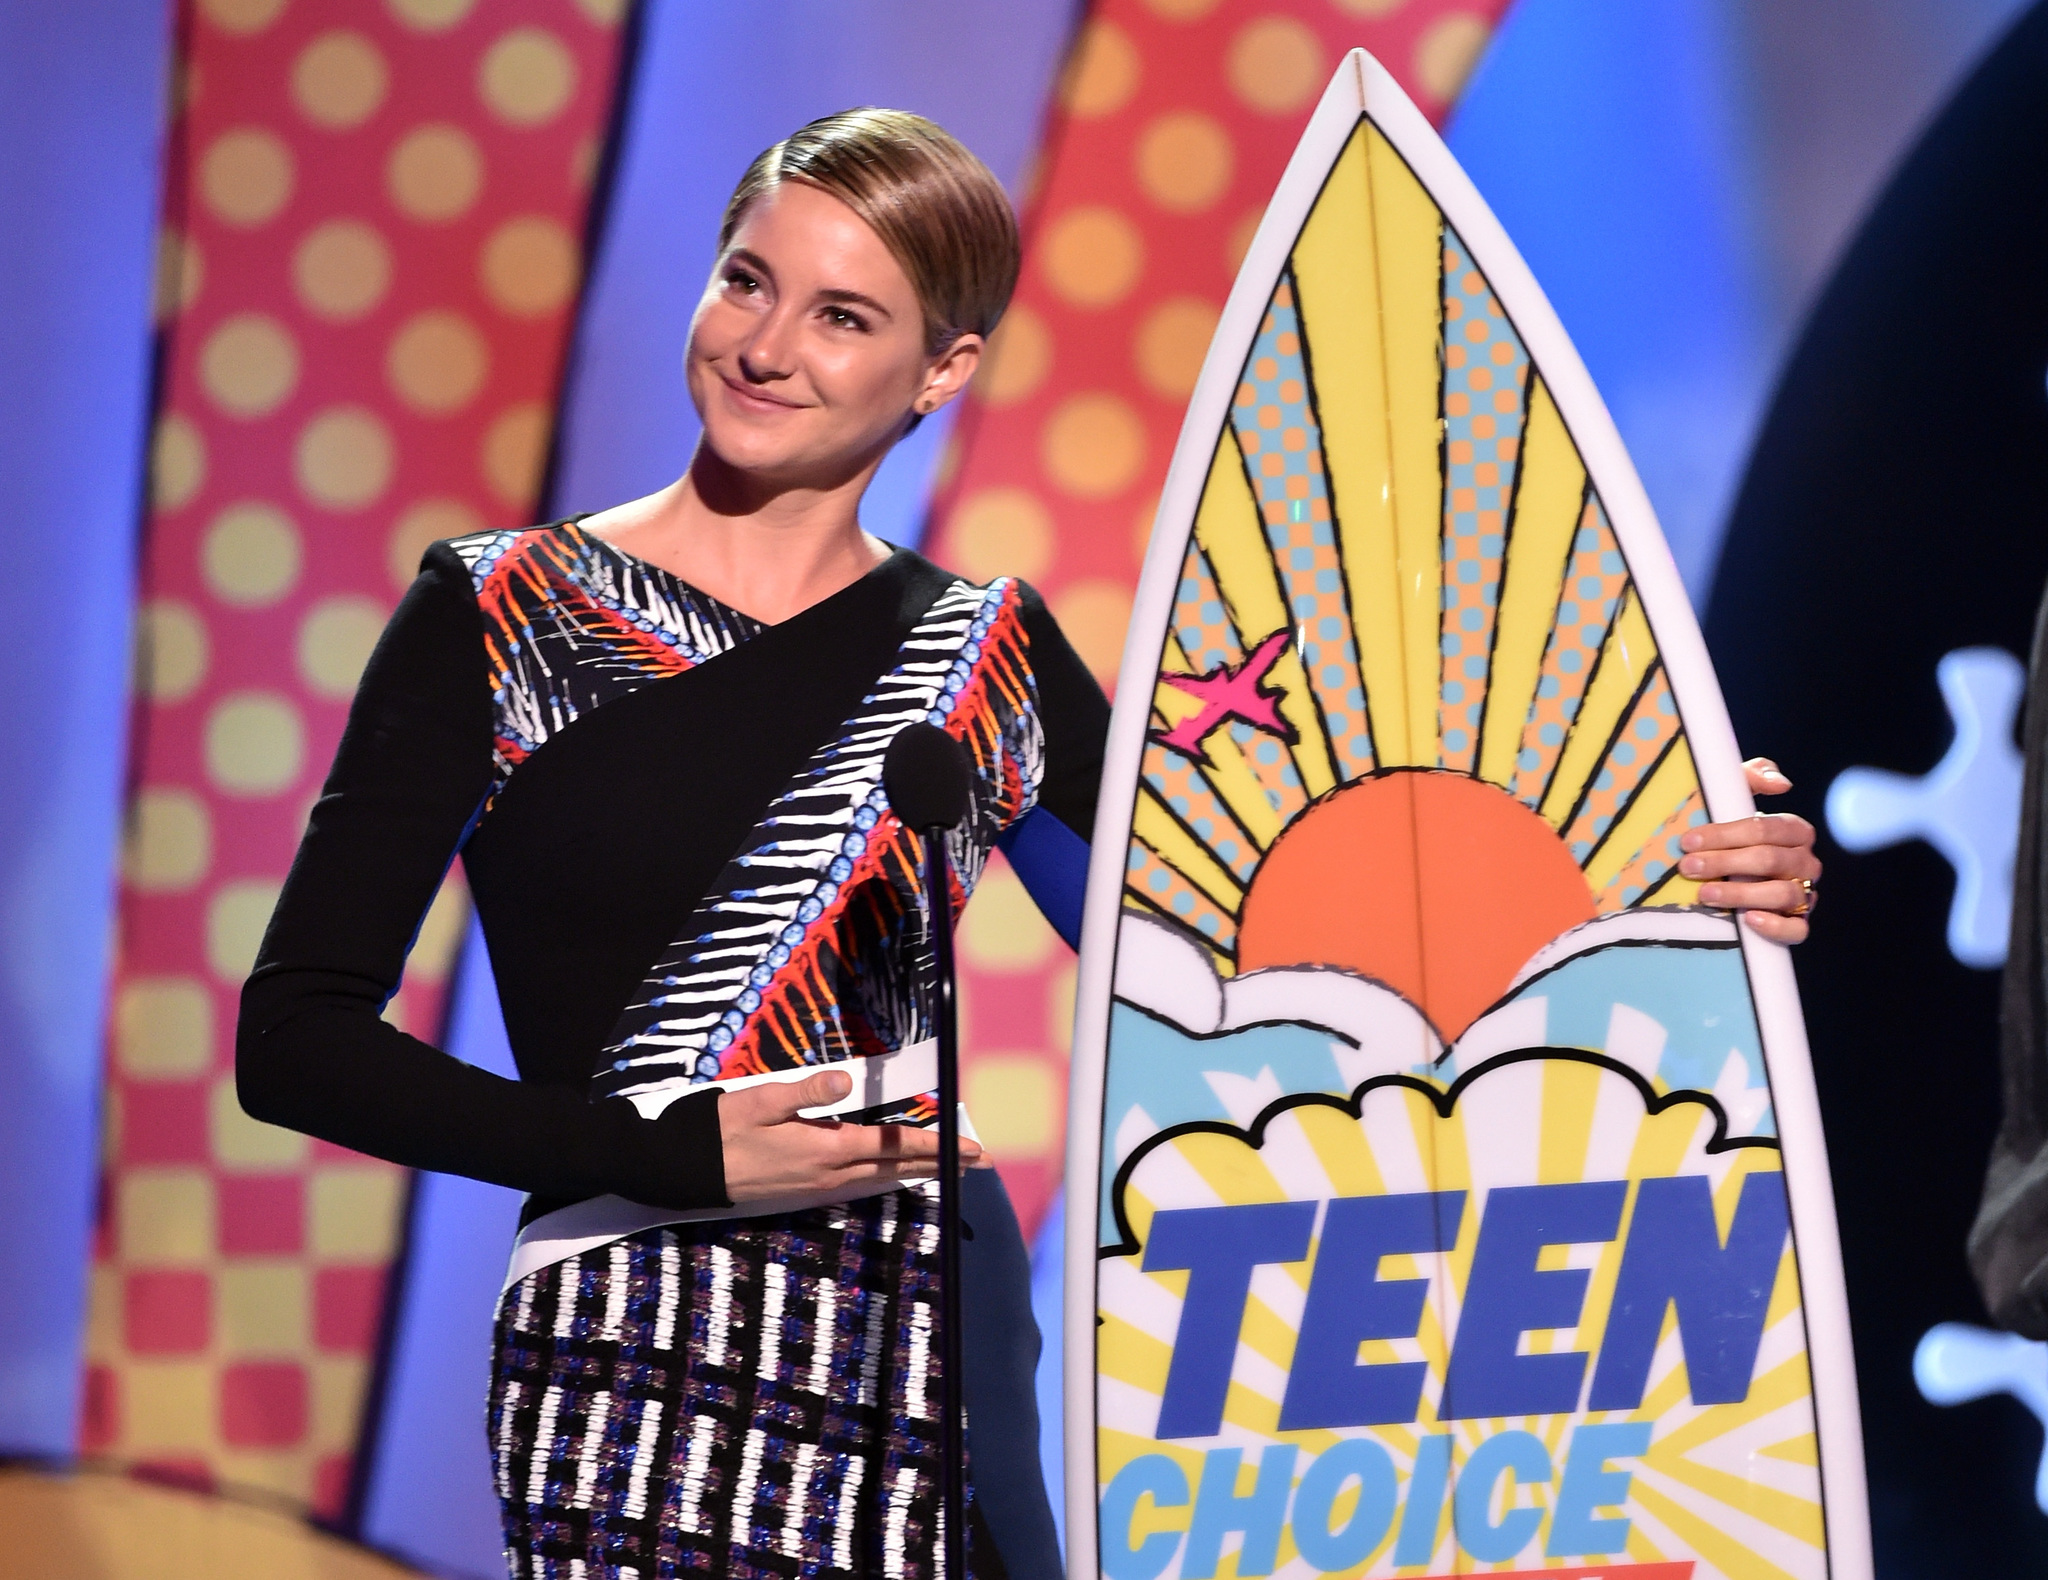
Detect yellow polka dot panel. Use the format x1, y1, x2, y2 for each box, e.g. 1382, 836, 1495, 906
93, 0, 628, 1518
921, 0, 1512, 1238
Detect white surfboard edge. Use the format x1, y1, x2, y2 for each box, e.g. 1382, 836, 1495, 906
1062, 46, 1870, 1580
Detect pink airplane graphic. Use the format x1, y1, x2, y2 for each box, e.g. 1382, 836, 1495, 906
1152, 628, 1300, 765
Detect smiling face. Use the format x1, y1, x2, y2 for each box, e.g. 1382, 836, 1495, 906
686, 180, 981, 493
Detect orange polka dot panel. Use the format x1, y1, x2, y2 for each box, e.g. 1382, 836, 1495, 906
930, 0, 1509, 1238
1226, 276, 1373, 776
1510, 497, 1631, 809
1437, 225, 1528, 774
89, 0, 626, 1517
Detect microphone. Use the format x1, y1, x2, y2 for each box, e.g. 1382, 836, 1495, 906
881, 720, 971, 1579
883, 721, 972, 832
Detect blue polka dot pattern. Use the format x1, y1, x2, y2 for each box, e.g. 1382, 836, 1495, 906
1437, 226, 1529, 772
1509, 496, 1630, 809
1227, 273, 1375, 773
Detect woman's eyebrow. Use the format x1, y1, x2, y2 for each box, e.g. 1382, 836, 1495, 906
817, 286, 894, 321
727, 248, 892, 321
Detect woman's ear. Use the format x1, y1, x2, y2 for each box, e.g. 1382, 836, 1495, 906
913, 333, 985, 416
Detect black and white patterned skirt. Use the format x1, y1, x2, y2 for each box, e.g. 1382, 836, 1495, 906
488, 1184, 990, 1580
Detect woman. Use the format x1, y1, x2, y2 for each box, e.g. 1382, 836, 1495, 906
237, 110, 1822, 1580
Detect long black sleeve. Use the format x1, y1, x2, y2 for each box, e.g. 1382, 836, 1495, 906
236, 544, 726, 1210
998, 582, 1112, 949
1017, 580, 1111, 841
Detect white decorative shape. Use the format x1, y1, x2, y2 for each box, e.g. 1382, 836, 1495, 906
1114, 912, 1225, 1032
1112, 1103, 1158, 1168
1712, 1048, 1775, 1140
1201, 1067, 1288, 1128
1603, 1002, 1669, 1086
1826, 647, 2025, 969
1223, 965, 1442, 1068
1509, 907, 1739, 990
1914, 1322, 2048, 1511
1441, 995, 1549, 1077
1112, 913, 1445, 1070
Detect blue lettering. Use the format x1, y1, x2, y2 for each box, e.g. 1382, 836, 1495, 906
1183, 1445, 1298, 1579
1100, 1455, 1190, 1580
1454, 1430, 1550, 1563
1442, 1181, 1626, 1419
1548, 1420, 1651, 1557
1279, 1192, 1465, 1430
1146, 1202, 1316, 1438
1291, 1439, 1399, 1572
1588, 1172, 1791, 1411
1391, 1433, 1453, 1566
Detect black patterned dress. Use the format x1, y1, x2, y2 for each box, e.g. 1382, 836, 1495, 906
238, 523, 1107, 1579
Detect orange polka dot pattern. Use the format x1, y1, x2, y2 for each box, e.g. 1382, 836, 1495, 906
1170, 545, 1241, 676
1559, 662, 1684, 864
86, 0, 625, 1517
1147, 592, 1283, 907
1509, 497, 1630, 808
1604, 791, 1711, 909
1142, 743, 1261, 885
1162, 548, 1310, 827
1227, 276, 1372, 778
1438, 227, 1529, 773
926, 0, 1507, 1235
1125, 842, 1240, 950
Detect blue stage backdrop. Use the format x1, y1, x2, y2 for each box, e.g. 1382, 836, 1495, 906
0, 0, 170, 1459
1449, 0, 2029, 601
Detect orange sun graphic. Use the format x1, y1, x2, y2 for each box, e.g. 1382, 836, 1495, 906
1236, 770, 1596, 1043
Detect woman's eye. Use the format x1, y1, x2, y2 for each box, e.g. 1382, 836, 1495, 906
824, 306, 869, 332
725, 269, 760, 294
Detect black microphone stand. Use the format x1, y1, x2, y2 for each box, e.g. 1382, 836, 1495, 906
917, 818, 968, 1580
883, 720, 972, 1580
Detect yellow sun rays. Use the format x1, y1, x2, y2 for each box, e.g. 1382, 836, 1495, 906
1129, 117, 1710, 953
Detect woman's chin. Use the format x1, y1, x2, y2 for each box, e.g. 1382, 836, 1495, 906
698, 425, 810, 480
698, 425, 893, 497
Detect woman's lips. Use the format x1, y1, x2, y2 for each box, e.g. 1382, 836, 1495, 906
718, 373, 805, 414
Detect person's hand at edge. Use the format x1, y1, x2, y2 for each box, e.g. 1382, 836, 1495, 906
1679, 757, 1822, 945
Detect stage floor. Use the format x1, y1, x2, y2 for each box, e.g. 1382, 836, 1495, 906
0, 1466, 427, 1578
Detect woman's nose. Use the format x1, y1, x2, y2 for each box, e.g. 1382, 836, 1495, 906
738, 303, 799, 382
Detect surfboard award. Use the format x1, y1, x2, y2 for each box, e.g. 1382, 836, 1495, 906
1064, 50, 1870, 1580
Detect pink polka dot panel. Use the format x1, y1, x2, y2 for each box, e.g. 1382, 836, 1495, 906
92, 0, 628, 1517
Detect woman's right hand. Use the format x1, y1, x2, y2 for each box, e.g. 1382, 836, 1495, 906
718, 1068, 982, 1204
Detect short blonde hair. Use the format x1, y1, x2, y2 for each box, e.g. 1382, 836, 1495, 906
719, 108, 1021, 355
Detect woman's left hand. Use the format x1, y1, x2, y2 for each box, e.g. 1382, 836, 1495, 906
1678, 758, 1822, 944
